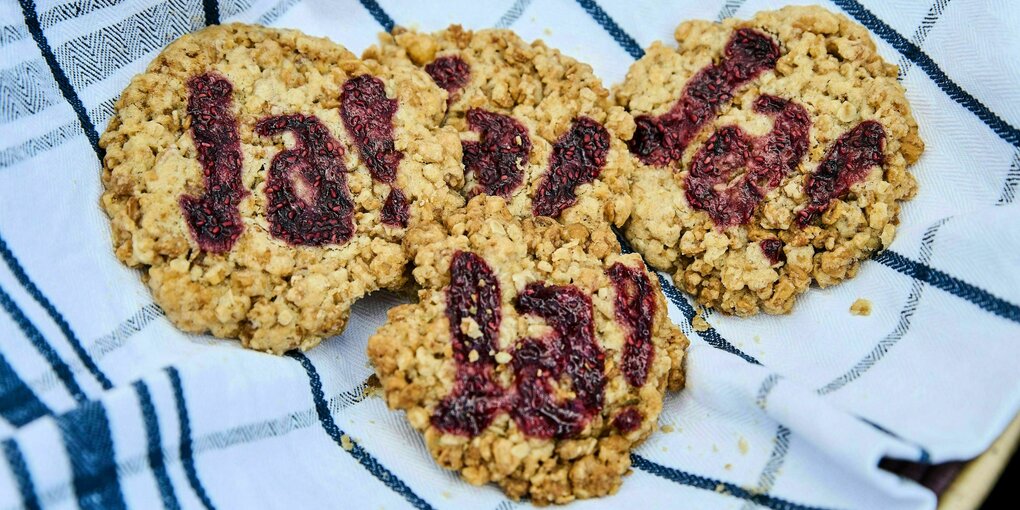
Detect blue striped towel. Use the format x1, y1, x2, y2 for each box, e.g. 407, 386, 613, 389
0, 0, 1018, 509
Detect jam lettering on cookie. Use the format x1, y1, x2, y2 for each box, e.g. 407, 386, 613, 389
340, 74, 409, 227
256, 114, 355, 246
760, 238, 784, 264
179, 73, 247, 253
607, 262, 656, 388
512, 282, 605, 438
461, 108, 531, 198
685, 95, 810, 227
612, 407, 643, 433
381, 187, 410, 227
628, 28, 780, 167
532, 117, 610, 218
432, 252, 607, 439
796, 120, 886, 226
425, 55, 470, 98
432, 251, 507, 436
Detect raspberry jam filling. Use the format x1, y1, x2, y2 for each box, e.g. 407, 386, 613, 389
461, 108, 531, 198
685, 95, 810, 227
760, 238, 785, 264
340, 74, 409, 227
511, 282, 606, 439
179, 73, 247, 252
532, 116, 610, 218
628, 28, 780, 167
431, 251, 506, 436
256, 114, 355, 246
425, 55, 470, 97
607, 262, 656, 388
432, 253, 606, 439
796, 120, 886, 226
612, 407, 644, 433
381, 188, 410, 228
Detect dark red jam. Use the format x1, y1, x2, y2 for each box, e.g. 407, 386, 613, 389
432, 253, 606, 439
381, 188, 410, 228
424, 55, 470, 97
532, 117, 610, 218
431, 251, 507, 436
340, 74, 409, 228
511, 282, 605, 439
796, 120, 886, 226
612, 407, 644, 433
760, 238, 784, 264
628, 28, 780, 167
685, 95, 810, 227
179, 73, 247, 252
255, 114, 355, 246
461, 108, 531, 198
606, 262, 656, 388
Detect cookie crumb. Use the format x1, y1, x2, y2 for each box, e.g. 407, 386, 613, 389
442, 491, 452, 499
692, 314, 710, 332
725, 463, 732, 470
850, 298, 872, 316
661, 424, 674, 433
738, 436, 749, 455
340, 434, 353, 451
543, 28, 553, 36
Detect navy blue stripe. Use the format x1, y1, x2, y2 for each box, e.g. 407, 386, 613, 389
615, 230, 761, 365
859, 416, 931, 464
495, 0, 533, 28
656, 274, 762, 365
133, 381, 182, 510
57, 401, 127, 510
0, 284, 87, 403
203, 0, 220, 25
997, 150, 1020, 205
631, 454, 831, 510
717, 0, 748, 20
16, 0, 103, 159
288, 352, 435, 510
574, 0, 644, 59
358, 0, 395, 32
0, 350, 51, 426
0, 236, 112, 390
2, 439, 40, 510
167, 367, 217, 510
874, 250, 1020, 324
832, 0, 1020, 149
756, 425, 791, 494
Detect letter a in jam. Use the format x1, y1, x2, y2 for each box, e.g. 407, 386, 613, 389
256, 114, 356, 246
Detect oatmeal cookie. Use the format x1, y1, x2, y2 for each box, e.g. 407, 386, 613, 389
364, 25, 635, 230
99, 23, 464, 353
615, 5, 924, 315
368, 196, 688, 504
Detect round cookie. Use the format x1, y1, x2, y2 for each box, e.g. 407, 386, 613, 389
100, 23, 464, 353
363, 25, 635, 230
614, 5, 924, 316
368, 196, 689, 504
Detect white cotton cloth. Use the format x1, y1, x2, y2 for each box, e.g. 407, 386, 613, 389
0, 1, 1018, 509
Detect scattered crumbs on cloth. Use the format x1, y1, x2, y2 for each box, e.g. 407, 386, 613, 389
851, 298, 873, 316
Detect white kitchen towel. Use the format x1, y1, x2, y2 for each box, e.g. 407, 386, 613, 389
0, 0, 1018, 509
